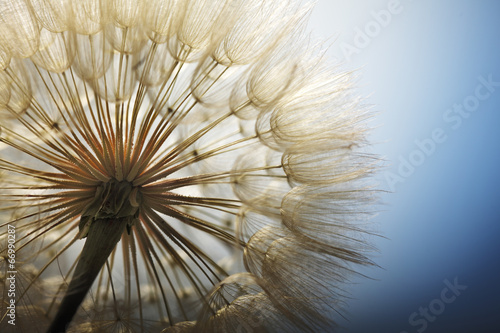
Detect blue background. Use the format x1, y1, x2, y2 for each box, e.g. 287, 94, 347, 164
309, 1, 500, 332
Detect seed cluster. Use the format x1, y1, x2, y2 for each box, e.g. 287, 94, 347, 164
0, 1, 378, 332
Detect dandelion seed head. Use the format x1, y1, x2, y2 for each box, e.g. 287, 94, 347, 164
0, 0, 379, 332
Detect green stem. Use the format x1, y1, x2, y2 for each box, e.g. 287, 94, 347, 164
46, 218, 128, 333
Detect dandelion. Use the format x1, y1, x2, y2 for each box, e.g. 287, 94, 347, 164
0, 0, 378, 332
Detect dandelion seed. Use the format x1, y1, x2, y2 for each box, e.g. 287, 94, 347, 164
0, 0, 379, 332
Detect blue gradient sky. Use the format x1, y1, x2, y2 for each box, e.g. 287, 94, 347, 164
309, 1, 500, 332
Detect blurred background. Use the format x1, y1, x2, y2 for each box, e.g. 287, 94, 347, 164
309, 1, 500, 332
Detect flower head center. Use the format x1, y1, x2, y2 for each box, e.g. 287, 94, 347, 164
78, 178, 142, 238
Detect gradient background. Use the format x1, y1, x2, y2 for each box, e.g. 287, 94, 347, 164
308, 1, 500, 332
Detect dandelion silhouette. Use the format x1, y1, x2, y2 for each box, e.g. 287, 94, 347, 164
0, 1, 378, 332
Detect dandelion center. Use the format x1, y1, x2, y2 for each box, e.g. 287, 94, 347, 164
79, 178, 141, 237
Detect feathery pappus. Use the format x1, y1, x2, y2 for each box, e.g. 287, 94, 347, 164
0, 0, 379, 332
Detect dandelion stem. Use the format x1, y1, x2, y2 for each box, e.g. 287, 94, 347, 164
46, 217, 129, 333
